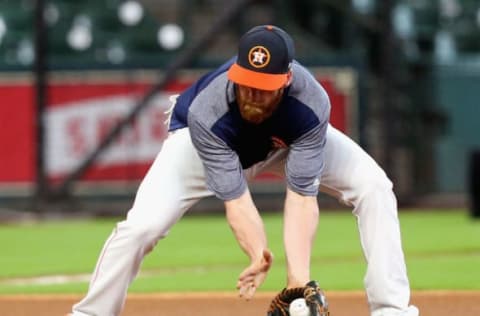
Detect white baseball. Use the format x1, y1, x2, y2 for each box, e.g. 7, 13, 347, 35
289, 298, 311, 316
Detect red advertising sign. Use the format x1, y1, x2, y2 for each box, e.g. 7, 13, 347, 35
0, 68, 358, 184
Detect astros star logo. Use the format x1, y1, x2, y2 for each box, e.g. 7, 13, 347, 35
248, 46, 270, 68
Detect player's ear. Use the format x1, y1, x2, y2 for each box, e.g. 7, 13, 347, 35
285, 70, 293, 87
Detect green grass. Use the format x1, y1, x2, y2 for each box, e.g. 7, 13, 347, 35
0, 209, 479, 294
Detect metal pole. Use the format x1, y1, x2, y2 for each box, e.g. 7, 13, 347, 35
469, 150, 480, 219
378, 0, 395, 176
33, 0, 49, 207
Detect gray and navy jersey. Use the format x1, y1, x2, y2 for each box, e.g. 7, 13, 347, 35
168, 58, 331, 201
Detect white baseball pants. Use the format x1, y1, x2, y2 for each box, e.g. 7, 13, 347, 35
71, 124, 412, 316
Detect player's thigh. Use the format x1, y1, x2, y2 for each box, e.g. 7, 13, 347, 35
127, 128, 212, 224
319, 125, 391, 204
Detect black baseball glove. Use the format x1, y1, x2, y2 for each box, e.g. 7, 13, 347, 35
267, 280, 329, 316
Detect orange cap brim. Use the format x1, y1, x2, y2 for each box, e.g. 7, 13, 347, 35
227, 63, 288, 91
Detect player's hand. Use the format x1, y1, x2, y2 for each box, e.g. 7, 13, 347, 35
237, 249, 273, 300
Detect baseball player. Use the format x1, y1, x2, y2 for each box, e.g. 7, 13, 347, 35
67, 25, 419, 316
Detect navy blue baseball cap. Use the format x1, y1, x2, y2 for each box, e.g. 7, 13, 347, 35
228, 25, 295, 91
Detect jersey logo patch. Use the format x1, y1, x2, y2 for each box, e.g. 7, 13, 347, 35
271, 136, 287, 148
248, 46, 270, 68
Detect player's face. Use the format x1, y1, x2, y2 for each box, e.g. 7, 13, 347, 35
235, 84, 284, 124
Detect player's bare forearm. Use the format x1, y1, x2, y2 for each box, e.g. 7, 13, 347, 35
225, 189, 272, 299
225, 188, 267, 259
283, 187, 319, 288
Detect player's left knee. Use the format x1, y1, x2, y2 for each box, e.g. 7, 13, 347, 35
349, 162, 395, 209
356, 161, 392, 193
368, 170, 393, 194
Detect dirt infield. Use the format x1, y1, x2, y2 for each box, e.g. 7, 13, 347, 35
1, 291, 479, 316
